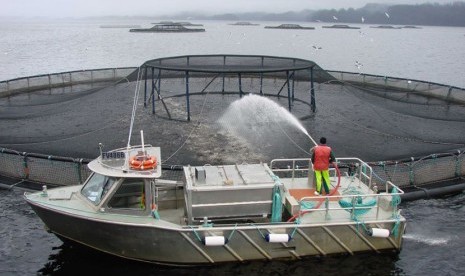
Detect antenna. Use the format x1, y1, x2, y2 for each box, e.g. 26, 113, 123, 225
127, 66, 143, 148
141, 130, 145, 153
98, 143, 103, 157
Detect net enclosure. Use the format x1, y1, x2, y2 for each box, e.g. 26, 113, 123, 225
126, 54, 336, 120
0, 55, 464, 189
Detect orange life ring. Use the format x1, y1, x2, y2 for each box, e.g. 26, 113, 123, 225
129, 155, 157, 170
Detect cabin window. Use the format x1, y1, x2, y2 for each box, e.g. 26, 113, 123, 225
81, 173, 116, 205
107, 178, 146, 210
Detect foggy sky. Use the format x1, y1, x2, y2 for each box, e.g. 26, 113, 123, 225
0, 0, 456, 18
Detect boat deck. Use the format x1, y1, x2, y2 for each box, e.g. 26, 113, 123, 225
271, 157, 402, 226
282, 175, 397, 224
158, 164, 401, 227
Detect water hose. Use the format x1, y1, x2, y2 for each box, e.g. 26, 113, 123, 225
286, 163, 341, 222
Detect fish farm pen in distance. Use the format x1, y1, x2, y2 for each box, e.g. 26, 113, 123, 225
0, 54, 464, 200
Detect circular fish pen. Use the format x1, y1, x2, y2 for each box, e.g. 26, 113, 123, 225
0, 54, 464, 192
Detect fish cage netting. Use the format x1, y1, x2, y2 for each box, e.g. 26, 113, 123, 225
0, 55, 464, 188
141, 55, 327, 74
329, 71, 465, 105
339, 82, 465, 122
0, 68, 134, 96
1, 147, 463, 188
370, 152, 465, 188
0, 150, 90, 186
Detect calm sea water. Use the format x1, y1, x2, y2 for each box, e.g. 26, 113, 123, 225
0, 18, 464, 275
0, 18, 464, 88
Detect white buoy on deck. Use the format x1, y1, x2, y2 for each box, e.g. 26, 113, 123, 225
265, 234, 291, 243
203, 236, 227, 246
369, 228, 390, 238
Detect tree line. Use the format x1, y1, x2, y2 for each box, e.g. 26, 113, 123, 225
176, 2, 465, 27
311, 2, 465, 26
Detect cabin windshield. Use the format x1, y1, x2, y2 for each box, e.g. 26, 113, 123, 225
81, 173, 116, 205
107, 178, 146, 211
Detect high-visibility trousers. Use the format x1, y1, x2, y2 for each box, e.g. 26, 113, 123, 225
315, 170, 330, 194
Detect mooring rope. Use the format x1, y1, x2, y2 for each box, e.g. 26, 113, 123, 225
188, 225, 203, 242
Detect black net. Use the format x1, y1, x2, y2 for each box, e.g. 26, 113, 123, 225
1, 55, 464, 187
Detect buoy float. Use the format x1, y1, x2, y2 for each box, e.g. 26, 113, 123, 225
369, 228, 390, 238
129, 155, 157, 170
202, 236, 228, 246
265, 234, 291, 243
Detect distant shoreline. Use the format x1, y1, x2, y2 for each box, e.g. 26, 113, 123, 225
0, 2, 464, 27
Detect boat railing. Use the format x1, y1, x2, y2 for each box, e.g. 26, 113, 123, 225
270, 157, 374, 188
270, 158, 313, 182
94, 144, 162, 177
336, 158, 374, 189
299, 180, 404, 221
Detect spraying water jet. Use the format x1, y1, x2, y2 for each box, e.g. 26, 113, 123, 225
218, 94, 317, 153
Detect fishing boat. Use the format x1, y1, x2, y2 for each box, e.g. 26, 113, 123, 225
24, 126, 406, 264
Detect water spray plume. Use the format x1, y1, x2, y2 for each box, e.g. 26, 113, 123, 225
218, 94, 318, 147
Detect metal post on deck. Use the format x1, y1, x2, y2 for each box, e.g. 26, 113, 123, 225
286, 70, 291, 112
76, 159, 83, 184
310, 67, 316, 112
151, 67, 155, 113
185, 71, 191, 121
144, 66, 148, 107
238, 73, 243, 98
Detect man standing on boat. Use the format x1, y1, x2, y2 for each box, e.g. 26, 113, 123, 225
311, 137, 336, 196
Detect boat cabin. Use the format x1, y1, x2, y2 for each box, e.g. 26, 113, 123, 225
83, 145, 164, 215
